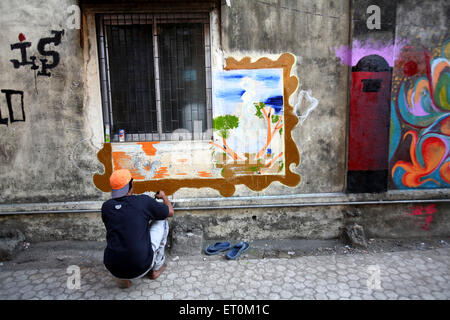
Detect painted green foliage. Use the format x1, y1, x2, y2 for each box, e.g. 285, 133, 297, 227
254, 102, 283, 136
254, 102, 265, 119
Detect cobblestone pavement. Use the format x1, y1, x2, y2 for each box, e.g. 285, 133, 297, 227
0, 247, 449, 300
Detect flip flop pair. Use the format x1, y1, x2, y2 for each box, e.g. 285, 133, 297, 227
205, 241, 250, 260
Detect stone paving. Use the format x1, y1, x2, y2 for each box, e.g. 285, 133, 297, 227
0, 247, 449, 300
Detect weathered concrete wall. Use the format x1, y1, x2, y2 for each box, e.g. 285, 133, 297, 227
346, 202, 450, 238
0, 212, 105, 242
1, 201, 449, 245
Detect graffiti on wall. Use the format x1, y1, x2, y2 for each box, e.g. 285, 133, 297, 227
407, 203, 437, 232
94, 53, 301, 197
211, 68, 285, 176
389, 39, 450, 189
347, 54, 393, 193
1, 30, 65, 126
0, 90, 25, 126
335, 38, 449, 192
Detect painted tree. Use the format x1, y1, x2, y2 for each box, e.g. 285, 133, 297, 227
253, 102, 284, 161
210, 115, 242, 161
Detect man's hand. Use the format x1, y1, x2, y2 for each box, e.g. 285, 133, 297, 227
155, 190, 174, 217
155, 190, 166, 199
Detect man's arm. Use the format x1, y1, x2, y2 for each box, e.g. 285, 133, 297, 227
156, 190, 174, 217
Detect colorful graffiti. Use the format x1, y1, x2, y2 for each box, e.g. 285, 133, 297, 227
335, 38, 450, 191
389, 39, 450, 189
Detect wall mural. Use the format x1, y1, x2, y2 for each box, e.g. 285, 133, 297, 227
110, 141, 217, 180
293, 90, 319, 126
93, 53, 301, 197
389, 39, 450, 189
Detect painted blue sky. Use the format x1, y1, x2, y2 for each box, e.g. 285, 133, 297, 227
212, 68, 284, 116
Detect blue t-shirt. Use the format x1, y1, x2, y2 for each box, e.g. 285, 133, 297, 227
101, 194, 169, 279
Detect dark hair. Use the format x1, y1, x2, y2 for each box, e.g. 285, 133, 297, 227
128, 179, 133, 192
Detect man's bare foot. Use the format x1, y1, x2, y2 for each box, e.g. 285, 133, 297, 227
115, 279, 132, 288
149, 263, 167, 280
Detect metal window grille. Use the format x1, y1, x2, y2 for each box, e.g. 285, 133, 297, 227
96, 13, 212, 142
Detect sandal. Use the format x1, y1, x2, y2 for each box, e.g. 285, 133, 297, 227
225, 241, 249, 260
205, 241, 231, 255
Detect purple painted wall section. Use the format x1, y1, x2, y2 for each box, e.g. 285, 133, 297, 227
334, 39, 408, 68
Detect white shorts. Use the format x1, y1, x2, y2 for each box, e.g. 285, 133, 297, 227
122, 219, 169, 280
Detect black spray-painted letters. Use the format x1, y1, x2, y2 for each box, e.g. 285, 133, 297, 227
10, 42, 39, 70
37, 30, 65, 77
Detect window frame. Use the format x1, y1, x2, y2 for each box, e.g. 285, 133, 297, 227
96, 12, 213, 142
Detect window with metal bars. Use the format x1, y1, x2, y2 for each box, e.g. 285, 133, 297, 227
96, 13, 212, 142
